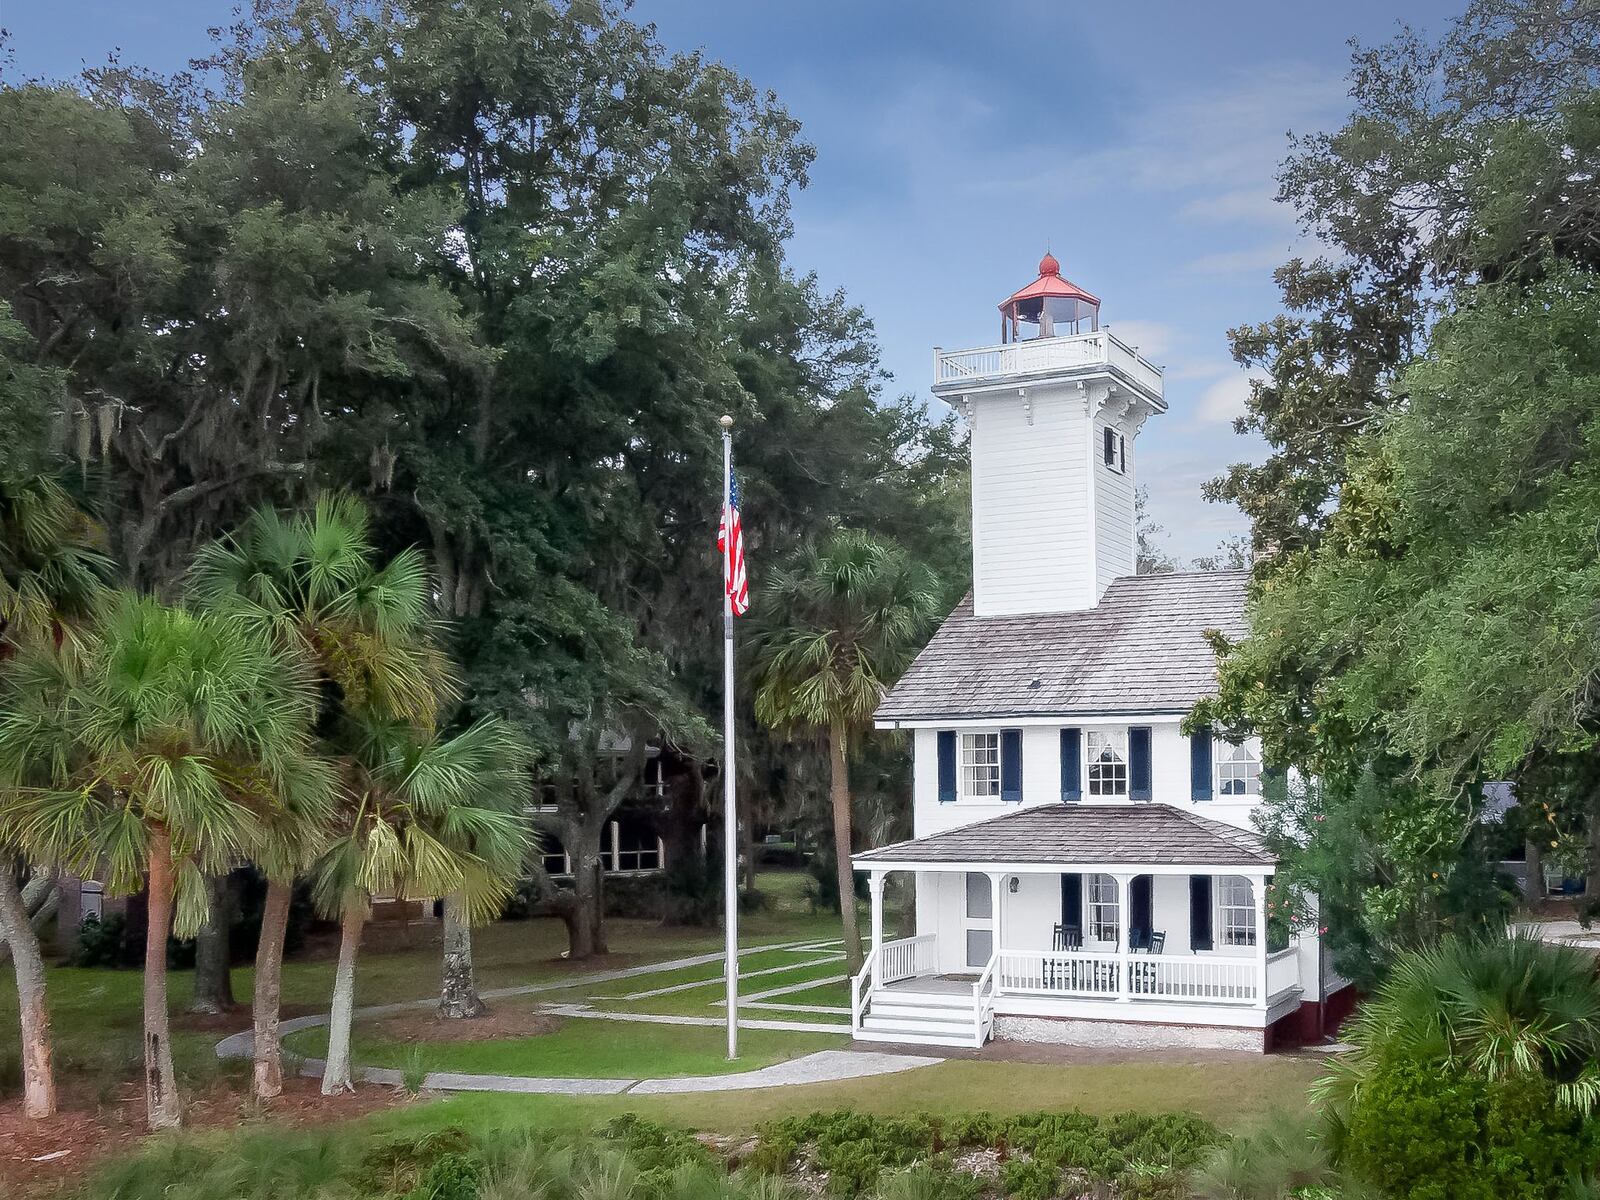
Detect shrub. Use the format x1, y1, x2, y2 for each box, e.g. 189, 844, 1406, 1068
1190, 1112, 1333, 1200
405, 1151, 483, 1200
996, 1158, 1056, 1200
1340, 1057, 1598, 1200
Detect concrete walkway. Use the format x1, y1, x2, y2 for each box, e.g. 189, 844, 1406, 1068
215, 942, 943, 1096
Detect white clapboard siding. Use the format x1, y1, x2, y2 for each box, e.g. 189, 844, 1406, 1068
970, 387, 1091, 616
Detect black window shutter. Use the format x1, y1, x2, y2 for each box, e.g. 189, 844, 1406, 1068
937, 731, 957, 803
1190, 875, 1214, 951
1000, 729, 1023, 801
1059, 728, 1082, 802
1190, 730, 1214, 801
1061, 873, 1083, 932
1131, 875, 1153, 947
1129, 726, 1153, 801
1103, 426, 1115, 465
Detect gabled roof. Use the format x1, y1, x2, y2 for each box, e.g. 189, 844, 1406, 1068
853, 803, 1273, 869
876, 571, 1250, 722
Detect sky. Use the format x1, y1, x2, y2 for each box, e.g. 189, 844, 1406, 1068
5, 0, 1464, 560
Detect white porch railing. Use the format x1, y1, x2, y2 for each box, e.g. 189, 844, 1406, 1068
881, 933, 938, 985
1266, 943, 1300, 1001
933, 331, 1163, 397
998, 948, 1265, 1004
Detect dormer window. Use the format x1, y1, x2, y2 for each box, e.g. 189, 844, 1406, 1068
1102, 426, 1126, 473
1217, 740, 1263, 797
1086, 730, 1128, 797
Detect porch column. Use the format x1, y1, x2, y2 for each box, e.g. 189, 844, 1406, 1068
1115, 873, 1133, 1002
868, 871, 886, 989
988, 871, 1003, 963
1253, 873, 1269, 1007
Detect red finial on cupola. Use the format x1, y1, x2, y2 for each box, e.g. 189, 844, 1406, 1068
1000, 251, 1100, 342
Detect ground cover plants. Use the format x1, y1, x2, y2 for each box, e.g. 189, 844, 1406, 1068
83, 1111, 1232, 1200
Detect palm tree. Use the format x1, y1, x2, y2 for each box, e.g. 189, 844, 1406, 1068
188, 496, 452, 1097
1318, 931, 1600, 1115
0, 596, 332, 1129
314, 713, 531, 1093
747, 530, 939, 972
0, 474, 108, 1119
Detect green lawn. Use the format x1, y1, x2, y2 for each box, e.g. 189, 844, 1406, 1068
352, 1055, 1321, 1137
283, 1013, 847, 1078
0, 869, 849, 1093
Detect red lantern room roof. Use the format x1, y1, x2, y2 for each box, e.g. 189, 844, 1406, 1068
1000, 253, 1101, 312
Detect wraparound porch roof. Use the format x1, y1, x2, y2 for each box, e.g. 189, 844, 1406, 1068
852, 803, 1274, 873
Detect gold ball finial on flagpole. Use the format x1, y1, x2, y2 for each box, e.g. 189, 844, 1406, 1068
719, 414, 733, 431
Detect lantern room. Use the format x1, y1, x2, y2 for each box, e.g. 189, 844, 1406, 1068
999, 252, 1100, 342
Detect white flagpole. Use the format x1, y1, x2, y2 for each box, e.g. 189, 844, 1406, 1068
720, 414, 739, 1060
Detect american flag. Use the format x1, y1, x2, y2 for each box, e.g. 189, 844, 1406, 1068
718, 462, 749, 616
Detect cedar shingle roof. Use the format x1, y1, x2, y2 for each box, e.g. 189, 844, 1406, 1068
853, 803, 1274, 868
877, 571, 1249, 722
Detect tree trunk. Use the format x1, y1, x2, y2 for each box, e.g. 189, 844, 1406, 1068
321, 900, 364, 1094
0, 865, 56, 1118
189, 873, 235, 1014
438, 894, 487, 1018
1525, 839, 1545, 905
739, 812, 758, 896
828, 723, 863, 973
568, 854, 600, 960
143, 830, 181, 1130
1587, 805, 1600, 905
0, 873, 58, 968
250, 878, 292, 1100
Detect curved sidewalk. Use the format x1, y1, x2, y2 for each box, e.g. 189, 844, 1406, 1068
215, 946, 943, 1096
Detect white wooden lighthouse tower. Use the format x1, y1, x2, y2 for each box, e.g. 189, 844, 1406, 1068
931, 254, 1166, 616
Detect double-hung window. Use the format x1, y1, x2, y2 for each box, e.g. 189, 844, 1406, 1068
1217, 875, 1257, 947
1217, 740, 1262, 797
1087, 874, 1119, 943
1086, 729, 1129, 798
1102, 426, 1126, 473
960, 732, 1001, 799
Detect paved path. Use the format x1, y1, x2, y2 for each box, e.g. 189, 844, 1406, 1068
215, 942, 943, 1096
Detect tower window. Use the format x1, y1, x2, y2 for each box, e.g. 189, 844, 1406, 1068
1102, 426, 1126, 473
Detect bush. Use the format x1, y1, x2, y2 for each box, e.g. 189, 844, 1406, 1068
996, 1158, 1056, 1200
1340, 1057, 1598, 1200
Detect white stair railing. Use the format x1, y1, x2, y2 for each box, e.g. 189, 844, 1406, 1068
850, 945, 880, 1036
972, 950, 999, 1046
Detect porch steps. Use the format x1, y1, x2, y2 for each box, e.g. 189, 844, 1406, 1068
856, 987, 983, 1049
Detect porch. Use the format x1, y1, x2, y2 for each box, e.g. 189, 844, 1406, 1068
848, 805, 1303, 1050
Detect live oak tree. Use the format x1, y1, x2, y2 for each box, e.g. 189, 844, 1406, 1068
1207, 0, 1600, 563
1200, 263, 1600, 983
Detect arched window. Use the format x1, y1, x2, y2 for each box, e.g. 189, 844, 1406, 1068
1086, 730, 1128, 797
1217, 876, 1257, 947
1217, 740, 1262, 796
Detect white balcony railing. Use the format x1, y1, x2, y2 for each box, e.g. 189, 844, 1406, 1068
933, 331, 1163, 398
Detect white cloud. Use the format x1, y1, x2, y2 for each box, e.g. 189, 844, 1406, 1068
1183, 241, 1296, 277
1197, 371, 1264, 424
1101, 319, 1175, 359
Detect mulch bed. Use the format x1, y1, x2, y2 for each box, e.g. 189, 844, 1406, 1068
365, 1009, 564, 1044
1, 1077, 403, 1197
170, 1002, 322, 1035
